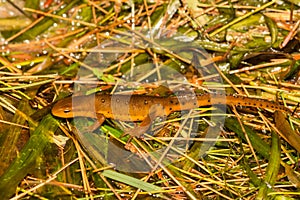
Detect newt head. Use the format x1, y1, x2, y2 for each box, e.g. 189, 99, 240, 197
52, 95, 97, 119
52, 96, 74, 118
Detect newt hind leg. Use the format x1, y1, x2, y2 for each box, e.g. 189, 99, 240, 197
122, 115, 153, 139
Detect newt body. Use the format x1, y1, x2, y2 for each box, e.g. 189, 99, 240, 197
52, 93, 290, 137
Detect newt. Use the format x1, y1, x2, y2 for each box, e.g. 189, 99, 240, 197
52, 93, 290, 137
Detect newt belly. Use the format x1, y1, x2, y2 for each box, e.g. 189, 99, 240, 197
52, 93, 290, 137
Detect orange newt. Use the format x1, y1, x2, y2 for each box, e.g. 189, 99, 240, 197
52, 93, 290, 137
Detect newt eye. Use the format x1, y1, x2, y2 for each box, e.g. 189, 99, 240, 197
64, 109, 71, 113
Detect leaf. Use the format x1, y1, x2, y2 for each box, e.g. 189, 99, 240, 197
102, 170, 162, 192
225, 117, 270, 159
285, 164, 300, 188
92, 68, 116, 83
0, 115, 58, 199
274, 111, 300, 153
0, 18, 31, 31
264, 14, 278, 45
257, 132, 281, 199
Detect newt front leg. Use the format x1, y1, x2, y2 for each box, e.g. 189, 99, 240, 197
121, 104, 167, 143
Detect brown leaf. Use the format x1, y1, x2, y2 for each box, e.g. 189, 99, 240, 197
274, 111, 300, 153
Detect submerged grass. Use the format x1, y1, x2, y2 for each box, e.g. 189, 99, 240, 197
0, 0, 299, 199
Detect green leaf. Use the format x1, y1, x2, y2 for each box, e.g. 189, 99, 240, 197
102, 170, 162, 192
0, 115, 59, 199
92, 68, 116, 83
256, 132, 281, 199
